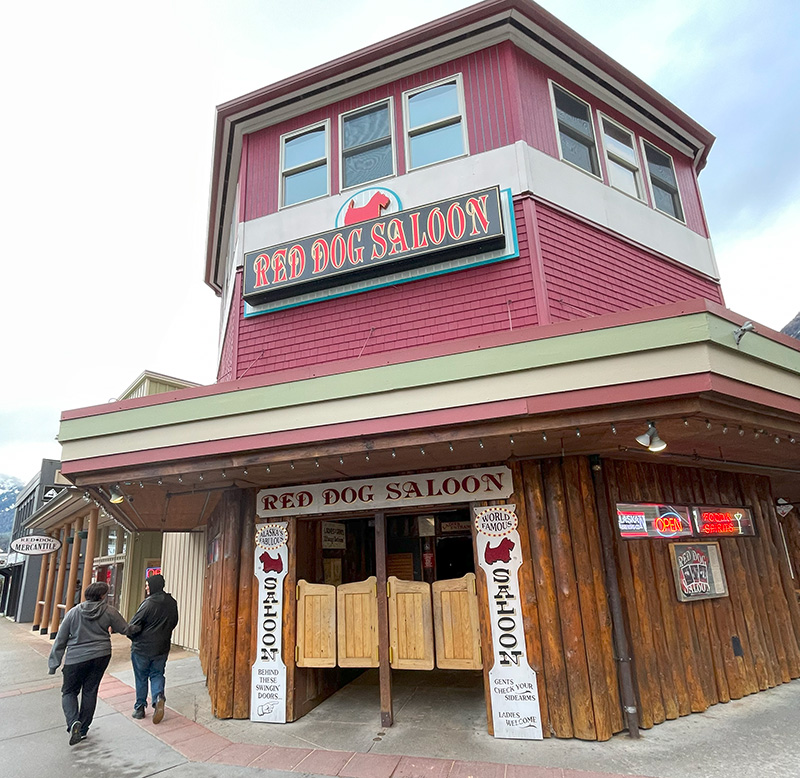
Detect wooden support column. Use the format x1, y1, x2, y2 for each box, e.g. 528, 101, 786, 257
49, 525, 72, 638
32, 547, 50, 630
64, 517, 84, 612
40, 528, 62, 635
374, 510, 393, 728
81, 509, 99, 600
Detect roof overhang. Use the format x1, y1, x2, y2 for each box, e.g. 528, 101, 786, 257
57, 301, 800, 526
204, 0, 716, 295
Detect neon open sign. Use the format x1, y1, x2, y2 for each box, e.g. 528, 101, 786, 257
616, 503, 692, 539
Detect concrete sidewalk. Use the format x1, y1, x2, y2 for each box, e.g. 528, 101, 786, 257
2, 616, 799, 778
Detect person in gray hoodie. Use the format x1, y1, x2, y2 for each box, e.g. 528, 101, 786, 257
48, 581, 128, 745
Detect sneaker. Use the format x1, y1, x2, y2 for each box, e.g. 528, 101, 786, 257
152, 695, 165, 725
132, 706, 145, 720
69, 720, 82, 746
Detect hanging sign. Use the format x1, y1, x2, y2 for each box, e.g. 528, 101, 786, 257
616, 503, 692, 539
669, 542, 729, 602
321, 521, 346, 549
10, 535, 62, 555
251, 522, 289, 723
244, 186, 505, 305
691, 507, 755, 537
257, 467, 513, 517
474, 505, 542, 740
776, 499, 793, 518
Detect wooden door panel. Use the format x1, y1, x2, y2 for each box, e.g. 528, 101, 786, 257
337, 576, 379, 668
433, 573, 482, 670
296, 580, 336, 668
388, 576, 434, 670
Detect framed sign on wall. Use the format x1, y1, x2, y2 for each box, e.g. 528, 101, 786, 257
669, 542, 729, 602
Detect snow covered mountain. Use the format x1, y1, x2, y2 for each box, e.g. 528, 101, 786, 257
781, 312, 800, 340
0, 475, 24, 549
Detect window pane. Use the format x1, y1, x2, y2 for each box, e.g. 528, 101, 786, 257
653, 183, 681, 219
554, 88, 593, 141
644, 144, 677, 187
284, 163, 327, 206
344, 141, 393, 187
344, 105, 390, 150
284, 128, 326, 170
408, 82, 459, 129
608, 159, 640, 198
559, 131, 595, 174
603, 121, 637, 166
409, 122, 464, 168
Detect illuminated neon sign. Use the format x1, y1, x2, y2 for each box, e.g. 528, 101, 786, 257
616, 503, 692, 539
691, 507, 755, 537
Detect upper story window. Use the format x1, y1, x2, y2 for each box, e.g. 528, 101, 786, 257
552, 84, 600, 177
600, 116, 643, 199
281, 122, 329, 207
404, 76, 467, 170
642, 140, 684, 221
341, 100, 395, 189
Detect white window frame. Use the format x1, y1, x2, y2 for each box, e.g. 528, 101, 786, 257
549, 81, 602, 180
339, 97, 396, 192
598, 113, 645, 201
402, 74, 468, 172
640, 138, 685, 223
279, 119, 330, 209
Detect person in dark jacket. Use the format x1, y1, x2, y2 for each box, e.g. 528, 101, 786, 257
127, 573, 179, 723
48, 581, 128, 745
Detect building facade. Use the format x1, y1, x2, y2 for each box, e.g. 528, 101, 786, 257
57, 0, 800, 742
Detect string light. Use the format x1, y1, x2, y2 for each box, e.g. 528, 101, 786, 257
420, 447, 426, 455
365, 453, 370, 461
683, 418, 689, 427
611, 424, 617, 435
576, 428, 581, 437
722, 425, 728, 434
791, 437, 797, 444
391, 449, 396, 458
739, 426, 745, 436
339, 456, 344, 465
705, 419, 711, 430
139, 481, 144, 488
266, 464, 271, 473
83, 492, 91, 503
243, 468, 248, 476
178, 475, 183, 483
290, 462, 295, 469
775, 436, 780, 444
199, 473, 204, 481
754, 430, 760, 439
221, 470, 226, 478
509, 435, 515, 446
448, 442, 454, 452
479, 439, 484, 449
315, 459, 320, 467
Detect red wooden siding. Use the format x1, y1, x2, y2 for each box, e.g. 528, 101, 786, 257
233, 201, 536, 378
217, 272, 241, 382
535, 203, 724, 323
243, 45, 515, 222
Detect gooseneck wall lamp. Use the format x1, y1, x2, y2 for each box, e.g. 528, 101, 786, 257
636, 421, 667, 453
108, 484, 125, 504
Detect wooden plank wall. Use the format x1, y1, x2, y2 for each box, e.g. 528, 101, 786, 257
603, 459, 800, 730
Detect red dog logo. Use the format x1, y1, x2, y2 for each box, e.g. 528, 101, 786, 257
259, 550, 283, 575
343, 191, 390, 226
484, 537, 515, 565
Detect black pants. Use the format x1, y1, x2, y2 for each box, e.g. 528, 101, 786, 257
61, 654, 111, 734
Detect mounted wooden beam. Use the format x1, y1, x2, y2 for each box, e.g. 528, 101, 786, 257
39, 529, 60, 635
64, 517, 84, 613
374, 510, 393, 728
49, 525, 71, 638
81, 509, 99, 600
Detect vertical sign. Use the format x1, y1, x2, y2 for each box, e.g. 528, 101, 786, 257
251, 522, 289, 723
474, 505, 543, 740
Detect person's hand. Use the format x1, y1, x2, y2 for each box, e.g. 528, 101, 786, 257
108, 626, 113, 634
48, 668, 56, 675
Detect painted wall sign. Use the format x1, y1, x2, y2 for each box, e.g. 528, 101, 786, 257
321, 521, 346, 550
669, 542, 728, 602
691, 506, 755, 537
474, 505, 543, 740
257, 467, 513, 517
10, 535, 62, 555
243, 186, 505, 305
616, 503, 692, 539
251, 522, 289, 723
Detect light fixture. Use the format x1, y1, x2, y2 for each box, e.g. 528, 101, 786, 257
83, 491, 91, 503
738, 426, 745, 436
509, 435, 515, 446
420, 447, 426, 455
479, 439, 484, 449
199, 473, 204, 481
611, 424, 617, 435
178, 475, 183, 483
391, 449, 396, 458
365, 453, 370, 461
157, 477, 163, 485
754, 430, 760, 439
339, 456, 344, 465
108, 484, 125, 504
683, 418, 689, 427
705, 419, 711, 430
775, 436, 780, 444
635, 421, 667, 453
221, 470, 226, 479
576, 428, 581, 438
448, 442, 454, 452
542, 432, 547, 442
243, 468, 248, 476
266, 464, 271, 473
290, 461, 295, 469
315, 459, 320, 467
791, 437, 796, 445
722, 425, 728, 434
139, 481, 144, 489
733, 320, 755, 345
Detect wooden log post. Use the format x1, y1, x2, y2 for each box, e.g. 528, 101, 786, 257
374, 510, 393, 728
80, 509, 99, 600
32, 545, 51, 630
233, 490, 256, 718
589, 457, 640, 738
49, 525, 71, 638
64, 517, 84, 612
39, 528, 61, 635
284, 516, 298, 722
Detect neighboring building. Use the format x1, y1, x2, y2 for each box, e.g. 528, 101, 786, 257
0, 460, 64, 622
57, 0, 800, 744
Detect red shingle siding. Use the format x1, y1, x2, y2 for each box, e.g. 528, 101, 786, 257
536, 204, 723, 323
234, 200, 536, 378
243, 45, 514, 222
217, 272, 241, 382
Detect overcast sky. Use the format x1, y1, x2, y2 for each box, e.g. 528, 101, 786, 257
1, 0, 798, 482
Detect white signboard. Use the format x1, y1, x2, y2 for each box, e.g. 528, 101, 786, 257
11, 535, 62, 555
321, 521, 346, 549
251, 522, 289, 723
257, 467, 513, 517
474, 505, 543, 740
